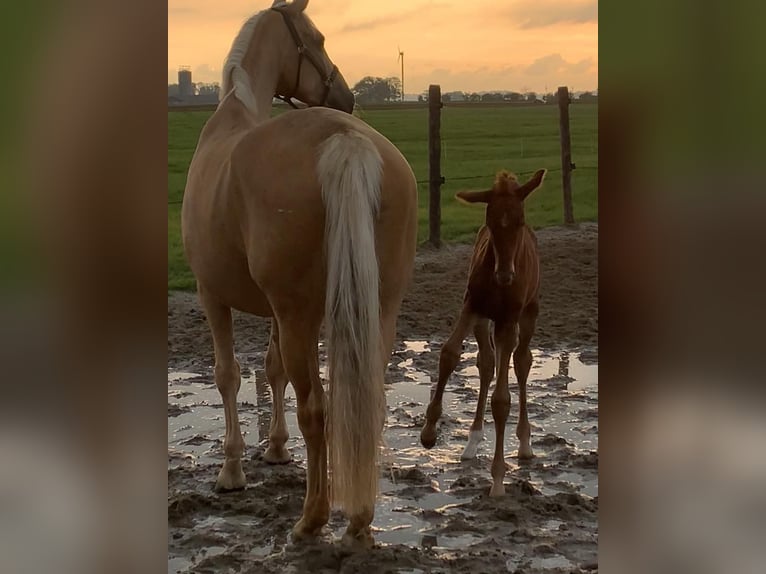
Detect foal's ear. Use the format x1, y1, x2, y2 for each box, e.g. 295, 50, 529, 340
517, 169, 546, 200
456, 189, 492, 204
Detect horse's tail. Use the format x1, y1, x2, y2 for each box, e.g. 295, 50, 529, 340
317, 130, 385, 519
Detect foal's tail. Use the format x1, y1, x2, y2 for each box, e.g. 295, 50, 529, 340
317, 130, 385, 519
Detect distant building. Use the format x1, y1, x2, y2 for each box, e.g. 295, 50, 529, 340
169, 66, 220, 107
178, 67, 193, 98
444, 91, 465, 102
577, 91, 598, 103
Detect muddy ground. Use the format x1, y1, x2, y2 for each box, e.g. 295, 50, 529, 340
168, 223, 598, 573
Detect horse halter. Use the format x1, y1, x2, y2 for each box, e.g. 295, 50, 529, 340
272, 7, 338, 108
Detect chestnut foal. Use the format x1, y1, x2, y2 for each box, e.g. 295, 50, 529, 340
420, 169, 546, 496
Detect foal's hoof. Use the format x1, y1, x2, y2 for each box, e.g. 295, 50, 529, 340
214, 460, 246, 492
420, 426, 437, 449
517, 446, 535, 460
460, 430, 484, 460
263, 446, 292, 464
341, 527, 374, 550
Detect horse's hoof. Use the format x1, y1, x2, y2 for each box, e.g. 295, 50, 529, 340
341, 527, 374, 550
420, 426, 437, 449
489, 482, 505, 497
214, 460, 246, 491
291, 518, 323, 542
264, 447, 292, 464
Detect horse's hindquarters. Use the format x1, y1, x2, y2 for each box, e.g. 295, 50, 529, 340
376, 137, 419, 319
182, 146, 274, 317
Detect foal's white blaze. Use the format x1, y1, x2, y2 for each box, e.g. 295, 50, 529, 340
461, 429, 484, 460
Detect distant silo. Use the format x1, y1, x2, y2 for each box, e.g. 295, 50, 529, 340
178, 66, 193, 97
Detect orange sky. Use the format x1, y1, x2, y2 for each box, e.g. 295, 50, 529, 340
168, 0, 597, 95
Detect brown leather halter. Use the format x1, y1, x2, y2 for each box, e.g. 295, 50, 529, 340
272, 7, 338, 109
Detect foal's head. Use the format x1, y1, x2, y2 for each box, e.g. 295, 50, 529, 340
457, 169, 546, 286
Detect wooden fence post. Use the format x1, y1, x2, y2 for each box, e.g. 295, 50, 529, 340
428, 84, 443, 247
557, 86, 575, 225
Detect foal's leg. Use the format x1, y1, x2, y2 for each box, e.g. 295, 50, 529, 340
461, 318, 495, 460
490, 320, 518, 497
277, 317, 329, 539
420, 304, 476, 449
514, 303, 538, 460
263, 319, 291, 464
198, 286, 246, 491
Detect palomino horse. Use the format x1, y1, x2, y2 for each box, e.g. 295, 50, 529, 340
420, 169, 546, 496
181, 0, 418, 546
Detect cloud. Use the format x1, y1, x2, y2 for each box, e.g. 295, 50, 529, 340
524, 53, 595, 76
399, 53, 597, 94
168, 0, 247, 21
305, 0, 351, 18
341, 12, 410, 33
507, 0, 597, 29
339, 2, 450, 34
169, 1, 345, 24
409, 65, 529, 94
193, 64, 221, 83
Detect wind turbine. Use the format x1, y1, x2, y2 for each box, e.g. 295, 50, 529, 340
397, 46, 404, 102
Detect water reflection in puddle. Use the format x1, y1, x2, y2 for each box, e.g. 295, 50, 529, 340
169, 341, 597, 552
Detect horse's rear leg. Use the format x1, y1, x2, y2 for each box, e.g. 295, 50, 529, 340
490, 320, 518, 496
462, 319, 495, 460
514, 303, 538, 460
421, 304, 476, 449
263, 319, 291, 464
198, 286, 246, 491
276, 317, 329, 539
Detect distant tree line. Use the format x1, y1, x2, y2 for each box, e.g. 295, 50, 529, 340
351, 76, 402, 105
168, 76, 596, 106
420, 90, 597, 104
168, 82, 220, 98
349, 77, 597, 104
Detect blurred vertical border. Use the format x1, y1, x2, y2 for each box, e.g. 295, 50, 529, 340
0, 1, 167, 573
600, 1, 766, 572
2, 0, 766, 572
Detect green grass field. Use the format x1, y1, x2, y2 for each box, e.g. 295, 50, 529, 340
168, 104, 597, 290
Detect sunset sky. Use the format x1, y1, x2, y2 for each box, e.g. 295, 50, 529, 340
168, 0, 597, 95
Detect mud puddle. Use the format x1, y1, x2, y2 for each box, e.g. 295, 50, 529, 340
168, 342, 598, 573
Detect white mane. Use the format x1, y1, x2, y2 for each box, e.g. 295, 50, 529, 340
221, 12, 265, 114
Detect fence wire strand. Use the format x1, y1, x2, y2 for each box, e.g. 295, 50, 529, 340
414, 164, 597, 186
168, 99, 596, 205
169, 166, 597, 205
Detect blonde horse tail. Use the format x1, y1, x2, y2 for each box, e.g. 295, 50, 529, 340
318, 130, 385, 519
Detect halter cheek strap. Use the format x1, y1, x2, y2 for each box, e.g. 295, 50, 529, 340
272, 7, 338, 108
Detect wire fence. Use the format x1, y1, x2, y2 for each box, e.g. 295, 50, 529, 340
168, 166, 597, 206
414, 165, 597, 186
169, 100, 596, 207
